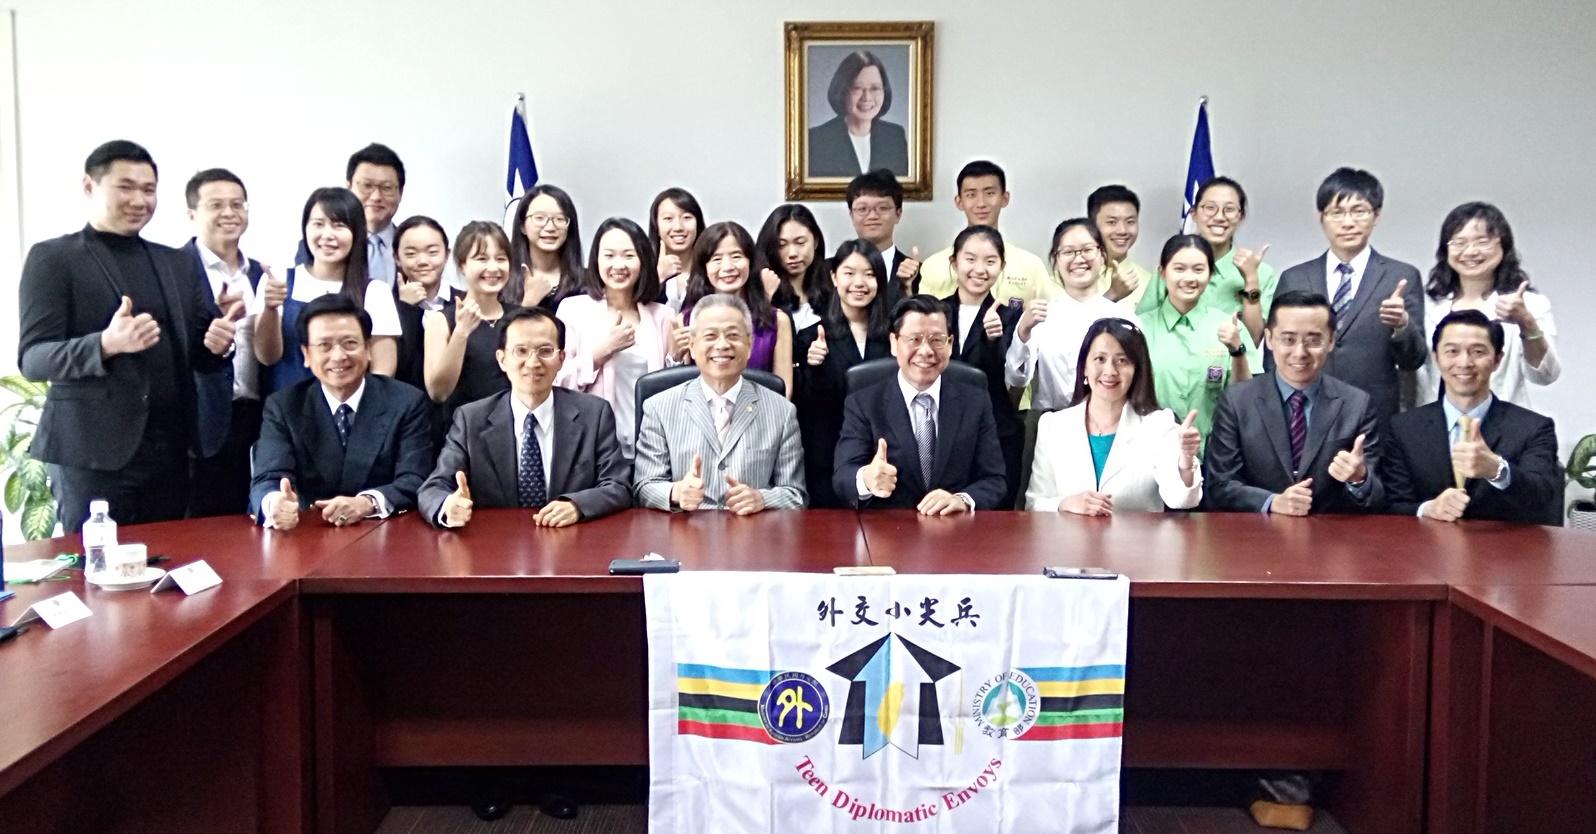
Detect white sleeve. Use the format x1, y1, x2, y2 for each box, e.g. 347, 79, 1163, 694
1522, 292, 1559, 384
363, 282, 403, 337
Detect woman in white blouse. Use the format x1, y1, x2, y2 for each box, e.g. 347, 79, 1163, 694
1026, 318, 1202, 514
1415, 202, 1558, 407
1005, 218, 1137, 412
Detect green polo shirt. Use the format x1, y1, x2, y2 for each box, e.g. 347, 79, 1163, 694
1137, 247, 1276, 373
1144, 299, 1255, 439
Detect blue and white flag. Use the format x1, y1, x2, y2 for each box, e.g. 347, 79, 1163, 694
506, 94, 539, 203
1180, 99, 1214, 233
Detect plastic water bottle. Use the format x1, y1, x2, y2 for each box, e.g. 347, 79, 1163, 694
82, 500, 117, 577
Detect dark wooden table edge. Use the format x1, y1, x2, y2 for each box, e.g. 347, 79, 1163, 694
1448, 585, 1596, 683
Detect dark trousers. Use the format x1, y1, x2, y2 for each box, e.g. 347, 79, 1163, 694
188, 398, 264, 518
51, 431, 188, 533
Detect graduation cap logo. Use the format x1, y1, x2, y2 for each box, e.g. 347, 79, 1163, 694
826, 634, 960, 760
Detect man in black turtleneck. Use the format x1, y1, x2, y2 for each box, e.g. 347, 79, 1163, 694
18, 140, 239, 532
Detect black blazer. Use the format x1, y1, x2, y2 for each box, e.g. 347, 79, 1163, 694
181, 239, 264, 459
18, 226, 225, 469
795, 321, 892, 508
1271, 249, 1426, 422
942, 294, 1022, 440
1203, 372, 1385, 514
807, 117, 909, 178
249, 374, 434, 519
832, 375, 1008, 509
1382, 398, 1562, 526
417, 388, 632, 524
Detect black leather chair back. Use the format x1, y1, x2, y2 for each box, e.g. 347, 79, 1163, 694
634, 366, 786, 438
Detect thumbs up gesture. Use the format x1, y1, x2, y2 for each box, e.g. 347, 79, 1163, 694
271, 477, 301, 530
100, 295, 161, 357
862, 439, 898, 498
669, 313, 692, 359
1378, 279, 1410, 329
673, 453, 706, 510
1329, 433, 1369, 484
760, 267, 783, 301
1178, 410, 1201, 466
520, 265, 554, 307
442, 471, 474, 528
1451, 417, 1501, 480
981, 304, 1003, 341
259, 266, 288, 310
1017, 298, 1049, 341
203, 284, 247, 355
657, 251, 684, 281
896, 246, 922, 285
806, 325, 829, 367
396, 270, 429, 306
1106, 258, 1141, 301
1217, 312, 1243, 351
600, 310, 637, 361
1232, 243, 1270, 282
724, 473, 766, 516
455, 297, 484, 338
1493, 280, 1534, 328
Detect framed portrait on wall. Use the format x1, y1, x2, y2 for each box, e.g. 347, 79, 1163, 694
784, 21, 934, 201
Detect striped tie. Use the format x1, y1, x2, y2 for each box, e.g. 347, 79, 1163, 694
1287, 390, 1307, 472
912, 393, 936, 488
1331, 262, 1354, 326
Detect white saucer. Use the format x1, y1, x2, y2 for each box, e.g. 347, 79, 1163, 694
86, 567, 167, 591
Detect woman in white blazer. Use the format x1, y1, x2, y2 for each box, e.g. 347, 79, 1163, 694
1026, 318, 1202, 514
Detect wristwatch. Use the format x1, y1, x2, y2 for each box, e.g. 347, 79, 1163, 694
1227, 342, 1248, 358
1236, 287, 1262, 303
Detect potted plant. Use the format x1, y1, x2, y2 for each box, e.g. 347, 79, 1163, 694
0, 374, 56, 541
1568, 433, 1596, 530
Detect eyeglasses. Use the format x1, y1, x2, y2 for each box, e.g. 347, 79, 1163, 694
1323, 207, 1374, 222
1057, 245, 1101, 261
850, 203, 897, 218
310, 338, 365, 355
1271, 333, 1328, 350
351, 179, 399, 198
898, 334, 951, 351
1446, 237, 1499, 253
1196, 202, 1241, 220
200, 200, 249, 214
528, 213, 570, 229
506, 345, 560, 361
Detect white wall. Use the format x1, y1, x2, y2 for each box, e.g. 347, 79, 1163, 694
4, 0, 1594, 459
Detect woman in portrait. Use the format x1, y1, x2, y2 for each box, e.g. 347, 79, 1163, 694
807, 49, 909, 177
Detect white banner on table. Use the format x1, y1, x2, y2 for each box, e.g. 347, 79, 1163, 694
645, 572, 1129, 833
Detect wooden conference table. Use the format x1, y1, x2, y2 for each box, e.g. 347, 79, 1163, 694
2, 509, 1594, 834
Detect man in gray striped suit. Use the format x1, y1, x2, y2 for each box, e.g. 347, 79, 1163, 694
634, 294, 807, 513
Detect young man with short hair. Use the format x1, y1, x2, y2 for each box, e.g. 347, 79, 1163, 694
845, 169, 920, 295
914, 160, 1049, 304
1087, 184, 1150, 307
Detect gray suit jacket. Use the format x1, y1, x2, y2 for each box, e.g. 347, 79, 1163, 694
634, 377, 807, 510
417, 388, 631, 524
1272, 249, 1426, 421
1203, 372, 1385, 514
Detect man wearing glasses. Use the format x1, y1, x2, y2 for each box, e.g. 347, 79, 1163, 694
295, 143, 406, 283
250, 294, 433, 529
1273, 168, 1425, 422
419, 307, 631, 528
834, 295, 1007, 514
845, 169, 920, 295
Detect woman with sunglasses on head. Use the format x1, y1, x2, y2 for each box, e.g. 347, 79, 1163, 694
794, 239, 894, 507
506, 184, 582, 311
675, 221, 795, 399
649, 187, 704, 312
1414, 202, 1559, 407
1026, 318, 1202, 514
756, 204, 830, 332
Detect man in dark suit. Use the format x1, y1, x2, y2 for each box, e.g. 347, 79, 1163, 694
845, 169, 919, 295
249, 294, 432, 528
834, 295, 1007, 513
419, 307, 630, 527
18, 141, 237, 532
1382, 310, 1562, 525
1204, 291, 1384, 515
181, 168, 268, 517
1271, 168, 1425, 422
942, 276, 1022, 507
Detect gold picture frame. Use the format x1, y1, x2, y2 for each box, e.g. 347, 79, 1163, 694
784, 21, 934, 201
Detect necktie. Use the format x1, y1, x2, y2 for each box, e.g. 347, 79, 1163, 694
1331, 262, 1354, 325
1287, 390, 1307, 472
370, 235, 391, 283
912, 393, 936, 487
714, 397, 733, 447
518, 412, 547, 508
334, 404, 353, 448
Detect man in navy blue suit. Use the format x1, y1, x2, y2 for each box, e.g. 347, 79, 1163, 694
181, 168, 269, 516
833, 295, 1007, 513
249, 294, 432, 529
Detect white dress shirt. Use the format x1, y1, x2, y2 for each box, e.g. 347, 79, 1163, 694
196, 241, 260, 400
959, 303, 984, 350
1005, 294, 1136, 412
1323, 246, 1373, 303
700, 377, 745, 446
850, 131, 871, 172
262, 379, 393, 526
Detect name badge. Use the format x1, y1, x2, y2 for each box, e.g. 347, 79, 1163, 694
151, 560, 223, 596
1206, 365, 1225, 383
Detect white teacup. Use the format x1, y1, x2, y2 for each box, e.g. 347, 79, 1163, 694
104, 543, 148, 580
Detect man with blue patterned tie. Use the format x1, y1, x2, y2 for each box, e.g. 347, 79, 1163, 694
634, 294, 806, 512
1272, 168, 1425, 421
418, 307, 631, 527
250, 294, 433, 528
